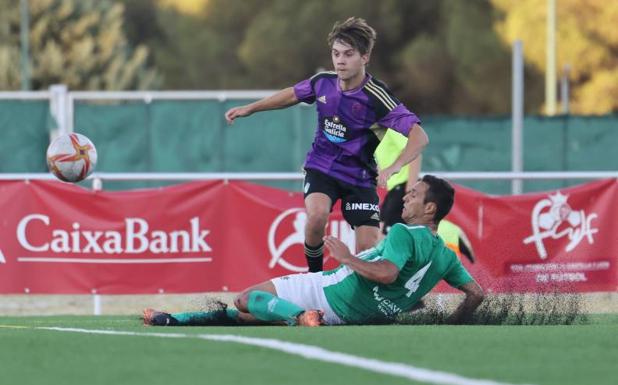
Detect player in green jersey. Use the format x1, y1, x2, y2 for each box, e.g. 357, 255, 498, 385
375, 129, 476, 264
143, 174, 483, 327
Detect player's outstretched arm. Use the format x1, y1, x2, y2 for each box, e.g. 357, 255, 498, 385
445, 281, 484, 324
224, 87, 299, 124
324, 236, 399, 284
405, 153, 422, 191
378, 124, 428, 187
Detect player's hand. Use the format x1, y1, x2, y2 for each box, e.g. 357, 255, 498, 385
224, 105, 253, 124
377, 165, 399, 188
323, 236, 353, 264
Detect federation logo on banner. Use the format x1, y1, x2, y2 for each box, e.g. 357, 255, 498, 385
267, 208, 355, 272
523, 191, 599, 260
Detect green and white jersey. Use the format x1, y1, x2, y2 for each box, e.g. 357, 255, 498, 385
323, 223, 474, 324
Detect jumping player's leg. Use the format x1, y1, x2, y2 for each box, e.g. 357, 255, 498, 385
354, 225, 380, 253
379, 183, 406, 236
303, 169, 339, 272
304, 193, 332, 272
341, 184, 381, 253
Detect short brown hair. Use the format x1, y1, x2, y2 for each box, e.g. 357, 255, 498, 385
327, 17, 377, 56
421, 175, 455, 224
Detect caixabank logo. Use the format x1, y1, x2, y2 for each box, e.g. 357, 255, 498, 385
268, 208, 355, 272
523, 191, 599, 260
4, 213, 214, 264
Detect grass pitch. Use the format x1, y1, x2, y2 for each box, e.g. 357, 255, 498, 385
0, 315, 616, 385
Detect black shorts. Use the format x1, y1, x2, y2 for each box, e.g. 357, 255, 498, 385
303, 168, 380, 228
379, 182, 406, 234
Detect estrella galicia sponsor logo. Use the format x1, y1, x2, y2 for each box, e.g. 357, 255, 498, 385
322, 115, 348, 143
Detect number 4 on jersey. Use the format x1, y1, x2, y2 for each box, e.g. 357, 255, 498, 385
404, 261, 432, 297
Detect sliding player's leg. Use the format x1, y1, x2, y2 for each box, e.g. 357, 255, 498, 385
142, 301, 239, 327
235, 280, 323, 326
143, 278, 324, 327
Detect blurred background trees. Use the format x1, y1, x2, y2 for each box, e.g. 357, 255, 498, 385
0, 0, 159, 90
1, 0, 615, 115
491, 0, 618, 114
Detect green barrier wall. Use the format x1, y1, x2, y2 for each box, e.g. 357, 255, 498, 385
1, 99, 616, 193
0, 101, 50, 172
420, 115, 618, 193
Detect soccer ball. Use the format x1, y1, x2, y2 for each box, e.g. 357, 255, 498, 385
46, 133, 98, 183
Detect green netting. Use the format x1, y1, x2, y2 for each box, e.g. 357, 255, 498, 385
75, 102, 151, 172
1, 99, 616, 194
0, 101, 50, 172
421, 116, 513, 193
421, 115, 618, 193
218, 100, 317, 190
71, 100, 318, 190
149, 101, 224, 172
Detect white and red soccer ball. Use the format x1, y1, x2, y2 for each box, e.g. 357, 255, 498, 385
46, 133, 98, 183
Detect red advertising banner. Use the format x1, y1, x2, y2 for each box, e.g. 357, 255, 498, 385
0, 179, 616, 294
445, 179, 618, 293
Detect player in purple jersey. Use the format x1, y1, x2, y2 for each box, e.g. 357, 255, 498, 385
225, 17, 428, 272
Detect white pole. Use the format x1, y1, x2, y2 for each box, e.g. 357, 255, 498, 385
20, 0, 30, 90
92, 290, 102, 315
92, 177, 103, 191
49, 84, 69, 139
545, 0, 557, 115
512, 40, 524, 195
67, 93, 75, 132
561, 64, 570, 115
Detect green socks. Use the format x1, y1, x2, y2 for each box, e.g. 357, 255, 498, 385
247, 290, 304, 325
171, 308, 239, 326
167, 292, 304, 326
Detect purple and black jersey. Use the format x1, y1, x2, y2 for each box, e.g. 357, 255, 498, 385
294, 72, 420, 188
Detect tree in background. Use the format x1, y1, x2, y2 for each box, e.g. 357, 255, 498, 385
139, 0, 546, 115
492, 0, 618, 114
157, 0, 209, 15
5, 0, 614, 115
0, 0, 160, 90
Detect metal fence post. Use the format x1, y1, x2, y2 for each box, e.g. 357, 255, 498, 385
49, 84, 70, 141
512, 41, 524, 195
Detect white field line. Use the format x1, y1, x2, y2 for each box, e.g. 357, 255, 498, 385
10, 326, 536, 385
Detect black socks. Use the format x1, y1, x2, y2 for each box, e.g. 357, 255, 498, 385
304, 242, 324, 272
